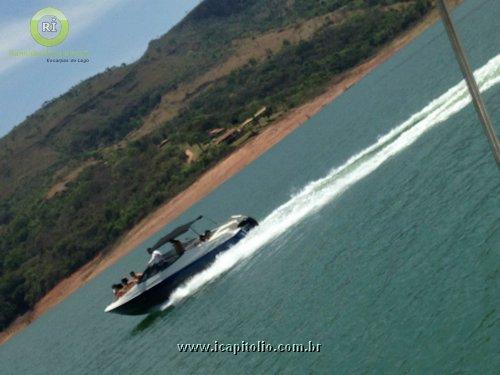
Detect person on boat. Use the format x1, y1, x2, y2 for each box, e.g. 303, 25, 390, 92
115, 278, 130, 298
170, 239, 185, 256
199, 230, 212, 242
146, 247, 163, 265
129, 271, 143, 283
112, 283, 122, 297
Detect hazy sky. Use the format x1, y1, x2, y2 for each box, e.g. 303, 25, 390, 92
0, 0, 201, 137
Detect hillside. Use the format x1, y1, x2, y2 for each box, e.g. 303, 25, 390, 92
0, 0, 434, 331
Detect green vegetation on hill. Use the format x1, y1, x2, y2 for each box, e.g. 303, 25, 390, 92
0, 0, 432, 330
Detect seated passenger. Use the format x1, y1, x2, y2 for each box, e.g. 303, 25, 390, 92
146, 247, 163, 265
170, 239, 185, 256
199, 230, 212, 242
112, 283, 122, 297
115, 278, 130, 297
129, 271, 143, 283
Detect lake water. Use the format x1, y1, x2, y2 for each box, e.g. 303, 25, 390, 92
1, 1, 499, 373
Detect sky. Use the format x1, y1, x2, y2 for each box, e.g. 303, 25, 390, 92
0, 0, 201, 138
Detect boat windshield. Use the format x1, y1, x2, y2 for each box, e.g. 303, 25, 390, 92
140, 251, 180, 281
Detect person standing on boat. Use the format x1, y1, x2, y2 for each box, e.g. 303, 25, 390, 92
146, 247, 163, 265
170, 239, 185, 256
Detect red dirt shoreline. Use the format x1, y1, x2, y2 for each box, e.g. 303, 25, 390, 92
0, 4, 460, 346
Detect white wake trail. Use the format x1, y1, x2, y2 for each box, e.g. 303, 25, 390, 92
162, 54, 500, 309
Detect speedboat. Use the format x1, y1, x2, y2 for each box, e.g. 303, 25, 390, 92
105, 215, 258, 315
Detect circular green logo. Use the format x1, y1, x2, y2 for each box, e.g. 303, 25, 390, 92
30, 7, 69, 47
